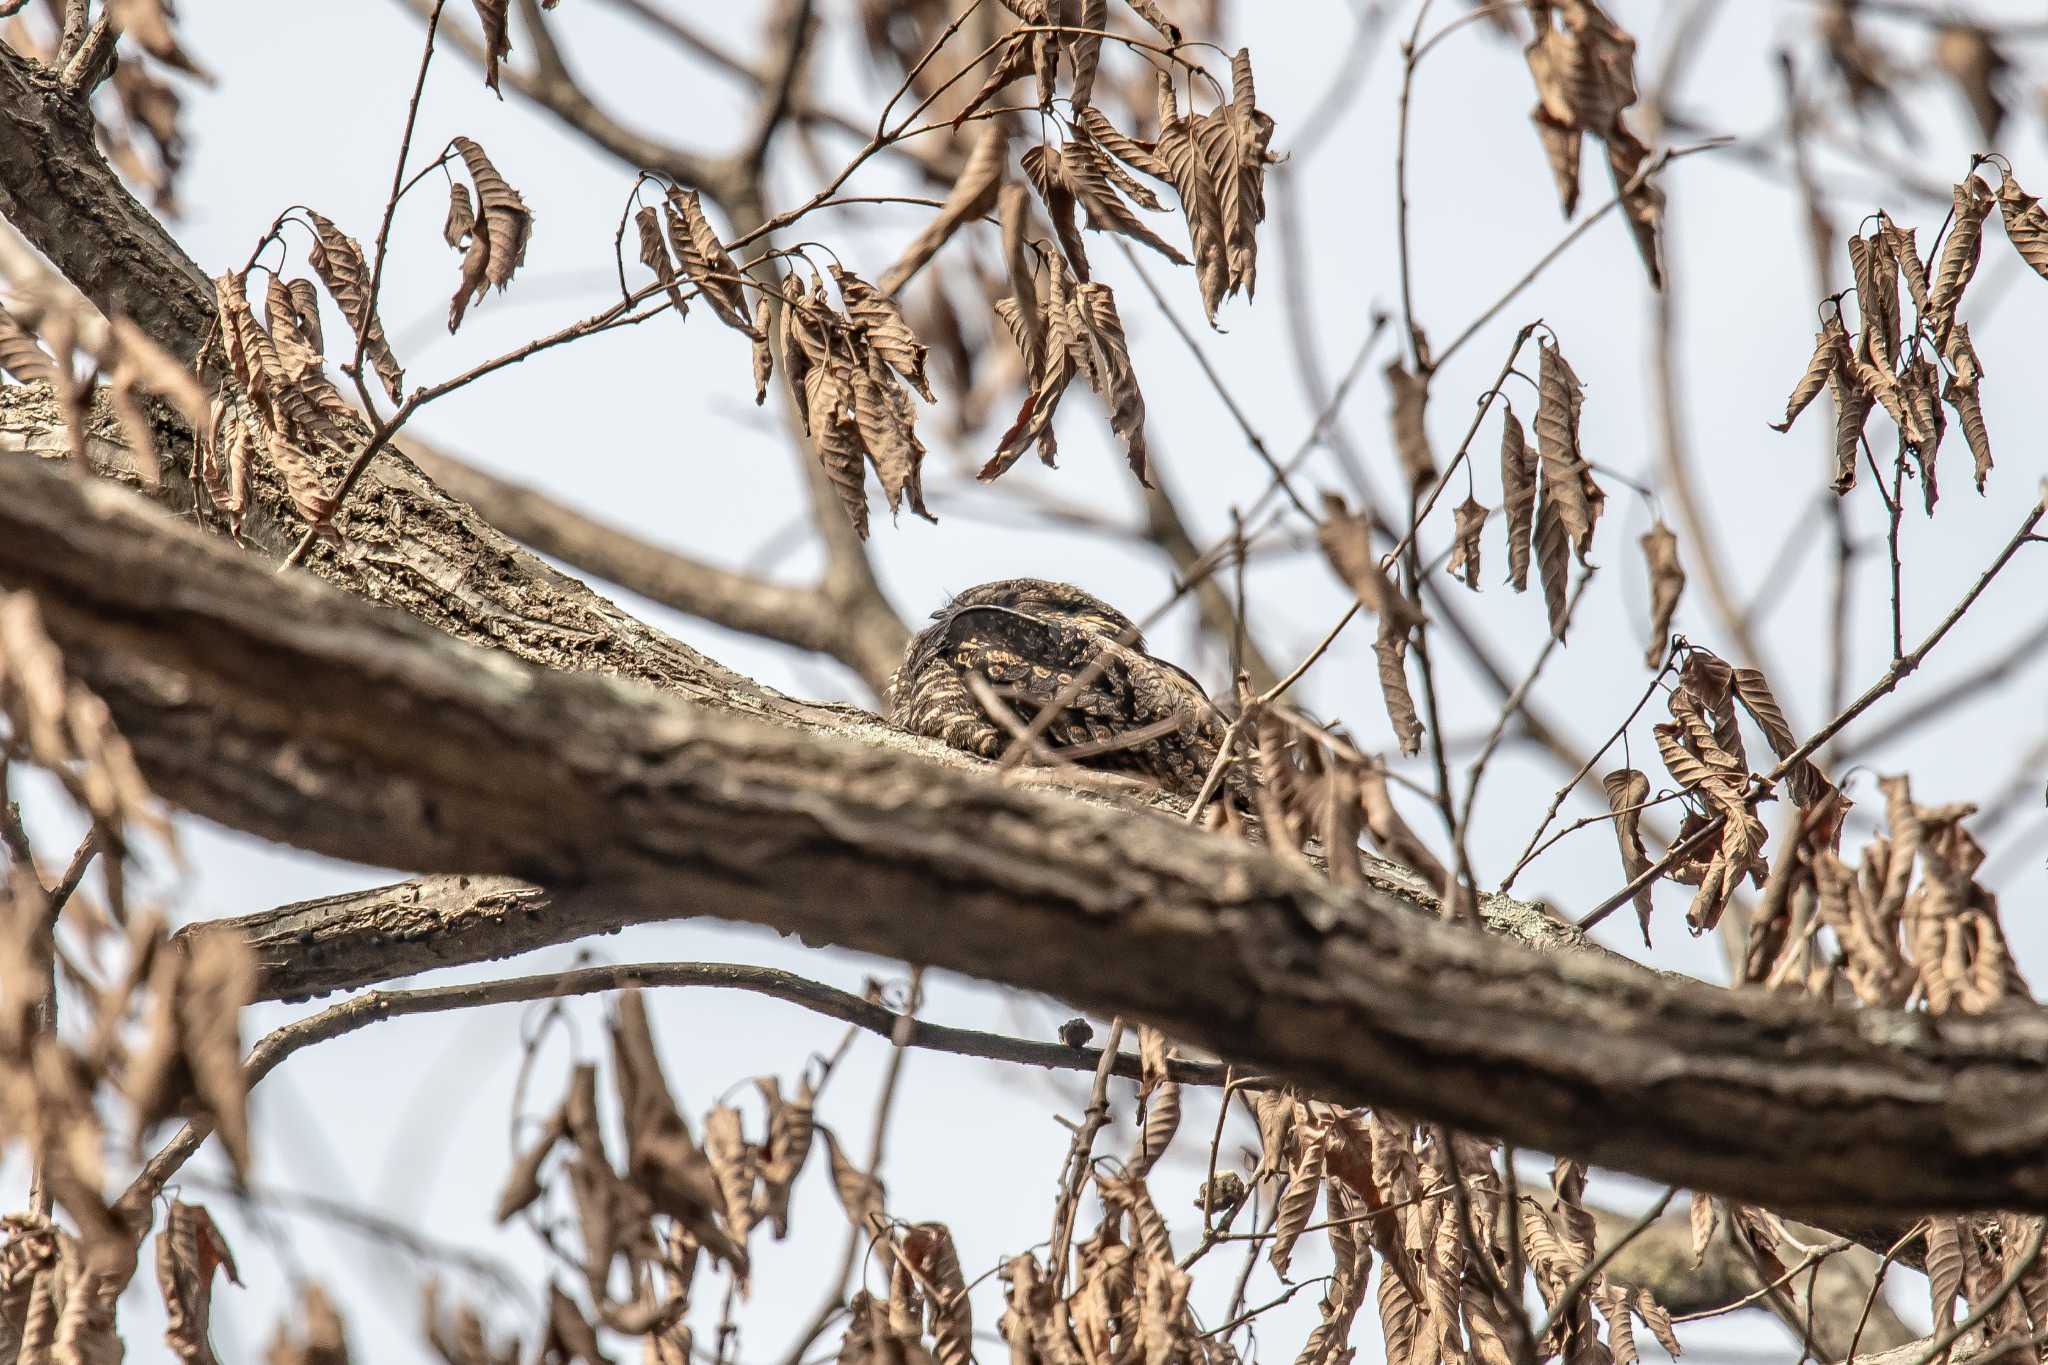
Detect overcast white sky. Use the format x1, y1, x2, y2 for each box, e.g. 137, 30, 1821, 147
8, 0, 2048, 1359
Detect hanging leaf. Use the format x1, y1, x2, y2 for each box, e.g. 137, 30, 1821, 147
1769, 316, 1847, 433
1602, 769, 1656, 944
302, 209, 404, 401
471, 0, 511, 94
1941, 323, 1993, 492
1638, 521, 1684, 666
443, 180, 476, 249
665, 187, 754, 336
1375, 617, 1423, 757
1826, 362, 1871, 496
1500, 407, 1536, 590
1384, 359, 1435, 495
635, 204, 687, 316
452, 137, 533, 293
1447, 496, 1487, 591
831, 265, 933, 401
1927, 176, 1991, 344
1534, 339, 1602, 562
1996, 167, 2048, 280
878, 123, 1008, 295
1317, 492, 1424, 633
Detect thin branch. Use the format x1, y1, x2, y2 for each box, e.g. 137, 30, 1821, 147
1672, 1239, 1854, 1324
1049, 1017, 1126, 1293
351, 0, 449, 426
1435, 140, 1729, 371
115, 962, 1230, 1224
744, 0, 819, 172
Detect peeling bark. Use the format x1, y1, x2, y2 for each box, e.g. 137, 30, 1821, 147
9, 455, 2048, 1217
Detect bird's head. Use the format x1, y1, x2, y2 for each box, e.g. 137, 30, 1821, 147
936, 578, 1144, 648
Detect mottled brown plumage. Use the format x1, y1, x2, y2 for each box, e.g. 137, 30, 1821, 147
886, 578, 1238, 801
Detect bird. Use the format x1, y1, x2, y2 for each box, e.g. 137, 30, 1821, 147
886, 578, 1240, 803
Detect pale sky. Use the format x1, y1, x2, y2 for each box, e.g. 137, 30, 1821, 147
8, 1, 2048, 1359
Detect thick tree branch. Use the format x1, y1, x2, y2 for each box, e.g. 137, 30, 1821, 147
12, 456, 2048, 1217
0, 46, 212, 357
399, 436, 907, 696
0, 43, 772, 706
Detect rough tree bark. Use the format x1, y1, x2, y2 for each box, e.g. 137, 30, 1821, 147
9, 454, 2048, 1222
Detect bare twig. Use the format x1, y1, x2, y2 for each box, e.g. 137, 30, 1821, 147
1049, 1017, 1126, 1293
115, 963, 1231, 1226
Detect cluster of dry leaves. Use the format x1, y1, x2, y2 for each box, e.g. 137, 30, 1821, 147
0, 598, 258, 1364
1521, 0, 1662, 288
1316, 333, 1636, 766
182, 134, 537, 539
622, 3, 1277, 537
1767, 158, 2041, 509
1600, 650, 1839, 946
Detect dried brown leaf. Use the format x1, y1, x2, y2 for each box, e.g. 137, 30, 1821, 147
1601, 768, 1655, 944
635, 204, 687, 316
1827, 362, 1871, 495
1943, 322, 1993, 492
851, 347, 932, 519
1358, 757, 1449, 887
444, 180, 476, 249
1268, 1123, 1326, 1278
1769, 316, 1847, 433
264, 428, 339, 527
452, 137, 532, 293
1498, 406, 1537, 591
1848, 228, 1899, 371
1154, 75, 1228, 322
157, 1199, 239, 1365
756, 1073, 814, 1239
807, 361, 869, 538
1534, 339, 1599, 562
1375, 617, 1422, 758
1059, 139, 1187, 267
1878, 211, 1929, 320
1532, 483, 1571, 642
608, 993, 747, 1271
1069, 280, 1149, 484
1529, 108, 1582, 217
1447, 496, 1486, 591
1688, 1193, 1718, 1268
879, 125, 1008, 296
750, 296, 774, 406
1075, 105, 1172, 183
303, 210, 405, 402
665, 187, 755, 336
1903, 356, 1946, 513
471, 0, 510, 93
832, 265, 934, 401
0, 302, 58, 384
1927, 1216, 1964, 1328
265, 1282, 351, 1365
820, 1125, 886, 1236
1067, 0, 1106, 108
1384, 359, 1434, 495
1928, 176, 1991, 344
1606, 125, 1664, 289
1638, 520, 1683, 666
1317, 493, 1424, 632
1998, 167, 2048, 282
